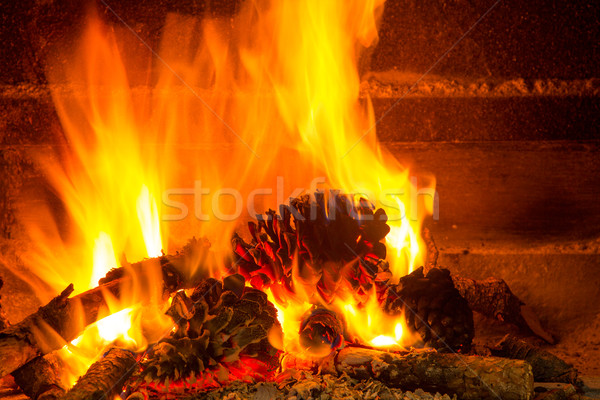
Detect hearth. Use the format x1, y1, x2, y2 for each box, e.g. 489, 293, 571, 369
0, 0, 599, 399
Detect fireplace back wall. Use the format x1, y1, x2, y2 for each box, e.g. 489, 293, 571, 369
0, 0, 599, 338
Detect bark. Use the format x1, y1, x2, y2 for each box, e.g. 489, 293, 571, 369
0, 284, 74, 378
452, 276, 554, 343
0, 279, 123, 378
60, 348, 137, 400
422, 229, 553, 343
12, 354, 66, 400
339, 347, 533, 400
494, 335, 581, 386
283, 347, 534, 400
0, 255, 193, 378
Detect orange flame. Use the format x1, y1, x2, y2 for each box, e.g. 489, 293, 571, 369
13, 0, 436, 386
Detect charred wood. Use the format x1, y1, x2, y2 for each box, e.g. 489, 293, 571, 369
98, 237, 211, 292
60, 348, 137, 400
423, 228, 438, 272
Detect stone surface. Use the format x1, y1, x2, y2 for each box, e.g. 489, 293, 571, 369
1, 0, 599, 84
372, 0, 600, 80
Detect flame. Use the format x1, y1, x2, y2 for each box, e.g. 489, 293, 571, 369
386, 196, 421, 275
91, 232, 119, 288
137, 184, 163, 258
11, 0, 436, 387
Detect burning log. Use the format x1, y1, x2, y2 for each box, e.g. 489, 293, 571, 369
11, 354, 66, 400
0, 284, 75, 378
60, 348, 137, 400
283, 347, 534, 400
98, 237, 211, 292
0, 246, 207, 379
493, 335, 581, 386
0, 278, 125, 378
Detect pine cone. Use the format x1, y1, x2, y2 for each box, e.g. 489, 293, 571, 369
232, 193, 391, 304
383, 267, 474, 352
136, 275, 282, 386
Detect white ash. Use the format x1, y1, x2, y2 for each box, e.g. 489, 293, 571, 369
158, 372, 457, 400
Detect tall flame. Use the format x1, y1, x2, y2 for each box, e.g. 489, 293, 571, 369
13, 0, 435, 387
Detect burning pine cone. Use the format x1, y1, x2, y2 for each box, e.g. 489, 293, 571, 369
134, 274, 282, 389
383, 267, 474, 352
232, 192, 391, 304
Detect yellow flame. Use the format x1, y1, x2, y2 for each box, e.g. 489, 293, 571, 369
12, 0, 437, 385
386, 196, 421, 276
91, 232, 119, 287
136, 185, 163, 258
96, 308, 135, 345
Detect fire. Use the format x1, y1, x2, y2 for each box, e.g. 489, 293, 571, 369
91, 232, 119, 288
137, 185, 164, 258
11, 0, 436, 390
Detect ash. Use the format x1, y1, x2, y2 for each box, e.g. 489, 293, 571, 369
179, 373, 456, 400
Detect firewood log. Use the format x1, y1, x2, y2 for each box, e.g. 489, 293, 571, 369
60, 348, 137, 400
0, 278, 125, 378
11, 354, 66, 400
283, 347, 534, 400
451, 276, 554, 343
0, 252, 202, 379
493, 335, 581, 386
0, 284, 75, 378
422, 229, 553, 343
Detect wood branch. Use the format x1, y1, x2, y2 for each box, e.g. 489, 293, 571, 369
0, 284, 74, 378
452, 276, 554, 343
0, 278, 125, 378
11, 354, 66, 400
422, 229, 553, 343
98, 238, 211, 291
493, 335, 581, 386
0, 253, 199, 378
283, 347, 534, 400
60, 348, 137, 400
